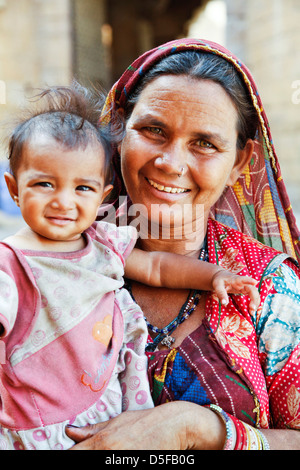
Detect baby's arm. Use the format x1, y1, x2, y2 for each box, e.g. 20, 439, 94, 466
125, 249, 259, 314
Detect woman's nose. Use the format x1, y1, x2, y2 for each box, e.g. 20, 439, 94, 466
154, 141, 187, 176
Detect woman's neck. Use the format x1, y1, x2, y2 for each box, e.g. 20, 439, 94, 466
137, 237, 204, 258
132, 210, 208, 256
136, 222, 207, 257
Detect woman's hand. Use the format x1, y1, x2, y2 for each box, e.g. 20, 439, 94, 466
66, 402, 226, 450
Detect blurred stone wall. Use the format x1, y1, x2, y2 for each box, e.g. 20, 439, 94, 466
225, 0, 300, 220
72, 0, 111, 88
0, 0, 74, 229
0, 0, 73, 154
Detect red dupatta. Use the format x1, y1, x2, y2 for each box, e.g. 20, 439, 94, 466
102, 38, 300, 263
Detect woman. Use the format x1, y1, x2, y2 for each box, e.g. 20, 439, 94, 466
66, 38, 300, 449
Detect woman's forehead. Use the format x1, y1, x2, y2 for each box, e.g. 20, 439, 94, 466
130, 75, 238, 134
134, 75, 235, 107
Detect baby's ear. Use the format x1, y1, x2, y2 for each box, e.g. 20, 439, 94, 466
4, 172, 19, 205
100, 184, 113, 204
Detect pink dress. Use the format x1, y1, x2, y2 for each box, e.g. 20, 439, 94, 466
0, 221, 153, 450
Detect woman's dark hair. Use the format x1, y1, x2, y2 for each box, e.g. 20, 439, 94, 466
8, 81, 121, 184
125, 51, 259, 150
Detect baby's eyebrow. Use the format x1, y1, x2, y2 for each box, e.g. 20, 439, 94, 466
25, 173, 103, 188
74, 178, 102, 188
25, 172, 53, 182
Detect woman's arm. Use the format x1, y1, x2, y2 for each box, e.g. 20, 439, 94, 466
125, 248, 260, 313
66, 402, 300, 450
66, 401, 226, 450
65, 402, 300, 450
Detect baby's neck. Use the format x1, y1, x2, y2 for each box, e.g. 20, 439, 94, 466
3, 226, 86, 253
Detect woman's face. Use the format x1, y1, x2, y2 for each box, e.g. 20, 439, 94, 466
119, 75, 252, 231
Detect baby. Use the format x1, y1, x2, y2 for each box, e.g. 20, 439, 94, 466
0, 82, 259, 450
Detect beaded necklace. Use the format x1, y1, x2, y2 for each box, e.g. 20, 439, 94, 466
125, 243, 209, 351
145, 290, 202, 350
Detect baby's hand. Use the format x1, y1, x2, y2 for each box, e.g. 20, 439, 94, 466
211, 269, 260, 315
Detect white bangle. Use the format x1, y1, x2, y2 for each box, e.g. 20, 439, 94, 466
256, 429, 270, 450
209, 404, 236, 450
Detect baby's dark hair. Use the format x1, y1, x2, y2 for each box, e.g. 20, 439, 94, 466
8, 81, 120, 184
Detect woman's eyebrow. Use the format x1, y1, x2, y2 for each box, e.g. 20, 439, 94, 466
131, 114, 167, 128
132, 114, 232, 147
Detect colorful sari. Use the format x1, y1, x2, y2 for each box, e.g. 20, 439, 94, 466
146, 218, 300, 429
102, 38, 300, 431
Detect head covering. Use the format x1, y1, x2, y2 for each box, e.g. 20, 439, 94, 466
103, 38, 300, 262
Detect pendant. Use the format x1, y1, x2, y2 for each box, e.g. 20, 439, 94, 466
161, 335, 175, 348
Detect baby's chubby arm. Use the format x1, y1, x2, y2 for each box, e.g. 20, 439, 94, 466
124, 249, 260, 314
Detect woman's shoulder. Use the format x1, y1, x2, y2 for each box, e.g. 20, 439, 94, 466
208, 218, 285, 256
207, 218, 296, 280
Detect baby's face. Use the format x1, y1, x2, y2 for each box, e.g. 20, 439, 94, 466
12, 134, 112, 244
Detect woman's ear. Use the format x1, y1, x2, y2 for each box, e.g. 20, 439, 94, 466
4, 172, 19, 206
227, 139, 254, 187
117, 141, 122, 155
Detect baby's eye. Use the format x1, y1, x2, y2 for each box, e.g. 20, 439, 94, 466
36, 182, 53, 188
76, 185, 93, 192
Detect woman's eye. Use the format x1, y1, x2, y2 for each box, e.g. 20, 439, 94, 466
197, 140, 214, 148
146, 127, 163, 135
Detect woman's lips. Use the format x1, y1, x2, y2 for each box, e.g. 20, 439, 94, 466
146, 178, 189, 194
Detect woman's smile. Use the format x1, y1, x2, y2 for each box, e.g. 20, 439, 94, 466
146, 177, 189, 194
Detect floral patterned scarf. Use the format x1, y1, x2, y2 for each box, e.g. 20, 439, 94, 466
102, 38, 300, 263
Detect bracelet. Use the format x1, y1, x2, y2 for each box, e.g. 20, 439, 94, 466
209, 404, 236, 450
230, 415, 270, 450
242, 423, 270, 450
244, 422, 260, 450
230, 415, 246, 450
211, 408, 270, 450
256, 429, 270, 450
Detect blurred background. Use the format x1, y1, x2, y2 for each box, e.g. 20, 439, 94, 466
0, 0, 299, 239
